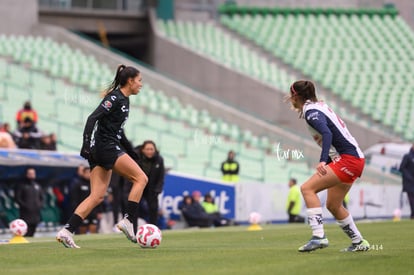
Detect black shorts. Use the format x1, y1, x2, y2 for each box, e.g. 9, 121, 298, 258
89, 142, 125, 170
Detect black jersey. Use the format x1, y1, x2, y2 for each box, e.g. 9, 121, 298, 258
82, 89, 135, 159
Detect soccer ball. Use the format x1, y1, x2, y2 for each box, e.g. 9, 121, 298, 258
136, 224, 162, 248
249, 212, 262, 225
9, 219, 28, 236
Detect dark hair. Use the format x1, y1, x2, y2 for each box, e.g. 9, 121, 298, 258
288, 80, 318, 118
183, 195, 193, 204
23, 101, 31, 110
290, 178, 297, 185
104, 64, 140, 95
26, 167, 35, 173
204, 193, 213, 201
290, 80, 317, 102
141, 140, 159, 154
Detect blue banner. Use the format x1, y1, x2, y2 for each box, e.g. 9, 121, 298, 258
160, 173, 235, 220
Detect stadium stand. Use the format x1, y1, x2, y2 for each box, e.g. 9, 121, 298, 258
155, 18, 391, 140
217, 6, 414, 142
157, 19, 295, 94
0, 35, 312, 184
0, 1, 408, 231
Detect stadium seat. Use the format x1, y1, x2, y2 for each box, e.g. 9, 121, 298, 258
0, 34, 314, 183
218, 8, 414, 140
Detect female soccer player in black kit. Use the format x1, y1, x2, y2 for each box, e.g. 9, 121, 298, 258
57, 65, 148, 248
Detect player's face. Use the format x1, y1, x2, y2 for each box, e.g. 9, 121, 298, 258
289, 94, 302, 110
129, 73, 143, 95
290, 96, 297, 108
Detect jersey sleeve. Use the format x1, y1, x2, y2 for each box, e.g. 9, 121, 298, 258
82, 94, 117, 143
305, 109, 333, 163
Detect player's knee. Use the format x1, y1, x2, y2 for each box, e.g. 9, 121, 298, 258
300, 184, 311, 196
142, 173, 148, 185
129, 171, 147, 186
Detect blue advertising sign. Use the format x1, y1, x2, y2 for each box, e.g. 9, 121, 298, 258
160, 173, 235, 220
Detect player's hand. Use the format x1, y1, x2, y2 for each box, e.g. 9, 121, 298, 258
316, 162, 327, 176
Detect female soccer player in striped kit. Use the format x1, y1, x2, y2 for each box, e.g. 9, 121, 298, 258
57, 65, 148, 248
287, 80, 370, 252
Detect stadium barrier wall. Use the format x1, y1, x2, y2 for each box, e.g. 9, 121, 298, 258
0, 150, 407, 224
161, 171, 408, 223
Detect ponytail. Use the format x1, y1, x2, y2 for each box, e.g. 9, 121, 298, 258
290, 80, 317, 102
102, 64, 139, 96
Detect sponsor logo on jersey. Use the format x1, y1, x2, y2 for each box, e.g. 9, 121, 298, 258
121, 105, 129, 112
307, 111, 319, 121
102, 100, 112, 111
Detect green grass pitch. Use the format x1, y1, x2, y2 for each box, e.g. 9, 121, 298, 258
1, 220, 413, 274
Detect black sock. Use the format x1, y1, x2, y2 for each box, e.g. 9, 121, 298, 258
64, 214, 83, 234
126, 200, 139, 234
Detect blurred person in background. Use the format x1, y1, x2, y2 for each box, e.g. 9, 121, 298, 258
201, 192, 230, 226
399, 144, 414, 219
108, 172, 126, 231
15, 167, 44, 237
0, 122, 16, 148
342, 192, 350, 209
13, 117, 42, 149
0, 122, 13, 135
70, 167, 103, 234
16, 101, 38, 126
134, 140, 165, 226
221, 150, 240, 183
179, 194, 213, 228
39, 133, 57, 151
286, 178, 304, 223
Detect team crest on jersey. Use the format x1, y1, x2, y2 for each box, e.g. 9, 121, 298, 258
102, 100, 112, 111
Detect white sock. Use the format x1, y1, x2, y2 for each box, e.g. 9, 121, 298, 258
306, 207, 324, 238
337, 214, 362, 244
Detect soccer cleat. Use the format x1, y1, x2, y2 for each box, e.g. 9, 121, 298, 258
112, 225, 122, 233
298, 236, 329, 252
341, 239, 370, 252
116, 217, 137, 243
56, 228, 80, 248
